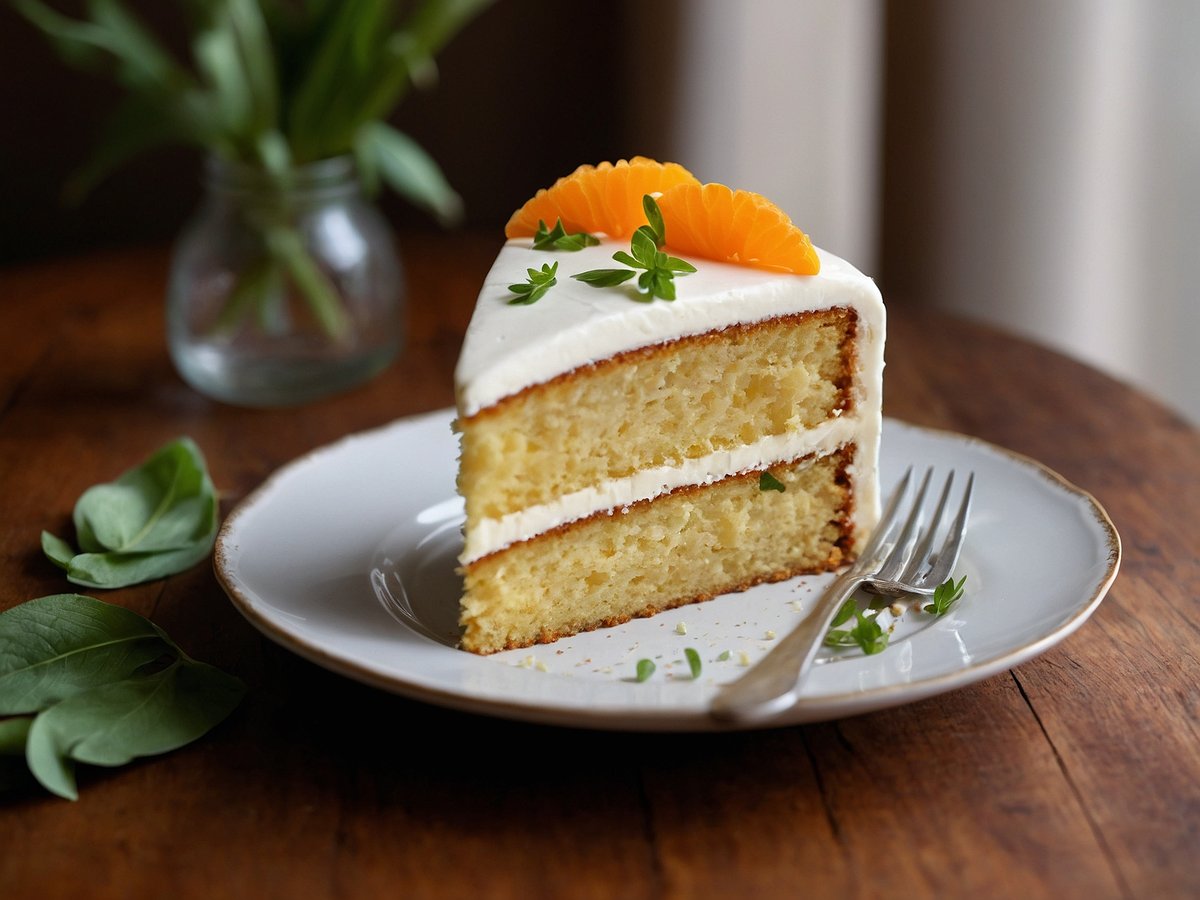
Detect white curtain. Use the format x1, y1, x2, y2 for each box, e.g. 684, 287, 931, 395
653, 0, 1198, 423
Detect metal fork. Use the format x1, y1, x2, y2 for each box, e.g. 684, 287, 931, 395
709, 467, 974, 724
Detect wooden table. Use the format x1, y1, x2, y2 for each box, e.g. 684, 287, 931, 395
1, 236, 1197, 899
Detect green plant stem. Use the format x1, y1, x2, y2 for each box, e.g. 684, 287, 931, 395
264, 227, 350, 342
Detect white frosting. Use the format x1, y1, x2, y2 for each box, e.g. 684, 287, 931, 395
455, 239, 886, 564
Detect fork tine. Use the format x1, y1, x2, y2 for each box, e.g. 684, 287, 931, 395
875, 468, 933, 581
899, 470, 955, 583
922, 472, 975, 586
856, 466, 914, 567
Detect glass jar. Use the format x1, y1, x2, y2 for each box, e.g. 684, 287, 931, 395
167, 155, 403, 407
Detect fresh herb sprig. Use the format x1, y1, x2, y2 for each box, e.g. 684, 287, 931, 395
0, 594, 244, 800
532, 218, 599, 252
573, 195, 696, 301
824, 608, 890, 655
507, 262, 558, 305
923, 576, 967, 616
41, 437, 218, 589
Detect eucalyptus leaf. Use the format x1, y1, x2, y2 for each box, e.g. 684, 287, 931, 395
74, 438, 216, 554
58, 543, 216, 591
44, 437, 219, 589
26, 658, 244, 801
40, 532, 75, 571
0, 594, 244, 800
0, 594, 173, 716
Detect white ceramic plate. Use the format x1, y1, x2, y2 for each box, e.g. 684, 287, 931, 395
215, 409, 1120, 732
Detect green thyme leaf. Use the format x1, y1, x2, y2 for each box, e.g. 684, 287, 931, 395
572, 194, 696, 302
684, 647, 702, 680
662, 255, 697, 274
717, 650, 731, 662
830, 596, 857, 628
824, 608, 889, 655
572, 268, 637, 288
507, 261, 558, 305
923, 575, 967, 616
823, 629, 858, 648
532, 218, 599, 251
850, 610, 889, 655
630, 226, 659, 266
759, 471, 786, 492
41, 437, 218, 589
643, 194, 666, 245
635, 658, 656, 682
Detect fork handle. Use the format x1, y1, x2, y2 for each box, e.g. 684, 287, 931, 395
709, 569, 866, 723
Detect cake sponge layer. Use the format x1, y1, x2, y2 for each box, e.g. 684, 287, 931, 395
458, 308, 856, 522
460, 446, 854, 654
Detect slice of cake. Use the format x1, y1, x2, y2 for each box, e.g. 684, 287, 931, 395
454, 158, 885, 654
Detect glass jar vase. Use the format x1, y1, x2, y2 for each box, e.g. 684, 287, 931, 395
167, 155, 403, 407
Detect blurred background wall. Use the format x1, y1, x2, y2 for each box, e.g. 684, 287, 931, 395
1, 0, 1195, 423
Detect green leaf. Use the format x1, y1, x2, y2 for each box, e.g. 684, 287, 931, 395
635, 659, 656, 683
850, 610, 889, 655
630, 226, 659, 267
0, 594, 173, 716
263, 226, 350, 340
573, 206, 696, 303
642, 194, 665, 245
224, 0, 279, 134
44, 438, 219, 589
830, 596, 856, 628
649, 269, 676, 301
824, 607, 889, 655
57, 544, 216, 591
532, 219, 598, 251
662, 255, 697, 274
62, 95, 193, 203
923, 575, 967, 617
73, 438, 216, 555
759, 471, 786, 493
716, 650, 731, 662
823, 629, 857, 647
572, 269, 637, 288
356, 121, 462, 226
41, 532, 75, 570
684, 648, 702, 680
507, 262, 557, 305
25, 658, 244, 801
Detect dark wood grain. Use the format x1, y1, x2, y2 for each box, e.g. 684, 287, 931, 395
0, 237, 1196, 900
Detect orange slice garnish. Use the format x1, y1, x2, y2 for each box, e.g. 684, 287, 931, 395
505, 157, 700, 241
656, 182, 820, 274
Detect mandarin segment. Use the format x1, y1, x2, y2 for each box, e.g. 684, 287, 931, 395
657, 182, 820, 274
505, 157, 699, 240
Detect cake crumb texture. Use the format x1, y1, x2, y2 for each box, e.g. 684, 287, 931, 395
458, 309, 856, 521
459, 448, 853, 654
